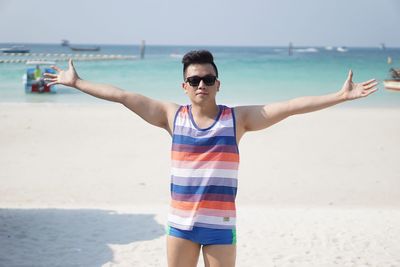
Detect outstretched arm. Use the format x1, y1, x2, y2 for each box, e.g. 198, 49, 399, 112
235, 70, 378, 140
44, 59, 179, 134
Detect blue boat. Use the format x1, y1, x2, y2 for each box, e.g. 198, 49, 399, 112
23, 61, 57, 93
1, 45, 30, 53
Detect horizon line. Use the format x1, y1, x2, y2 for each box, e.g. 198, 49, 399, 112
1, 41, 399, 49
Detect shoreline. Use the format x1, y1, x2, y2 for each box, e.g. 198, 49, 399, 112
1, 100, 400, 108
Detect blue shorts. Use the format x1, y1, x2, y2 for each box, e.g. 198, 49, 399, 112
166, 225, 236, 246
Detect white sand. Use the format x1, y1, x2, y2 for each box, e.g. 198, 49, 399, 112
1, 103, 400, 266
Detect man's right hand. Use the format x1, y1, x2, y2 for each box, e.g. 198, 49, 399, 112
44, 59, 79, 87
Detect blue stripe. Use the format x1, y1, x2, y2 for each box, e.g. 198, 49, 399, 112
231, 107, 239, 154
193, 222, 236, 230
171, 184, 237, 196
171, 144, 238, 154
173, 134, 237, 146
172, 106, 183, 133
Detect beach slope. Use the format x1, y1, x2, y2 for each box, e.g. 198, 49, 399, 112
1, 103, 399, 266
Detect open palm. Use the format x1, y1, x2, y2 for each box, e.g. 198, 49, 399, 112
44, 59, 79, 87
340, 70, 378, 100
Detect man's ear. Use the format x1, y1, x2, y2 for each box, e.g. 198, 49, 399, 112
182, 82, 188, 94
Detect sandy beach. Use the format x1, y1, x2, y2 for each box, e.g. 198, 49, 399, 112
1, 103, 400, 267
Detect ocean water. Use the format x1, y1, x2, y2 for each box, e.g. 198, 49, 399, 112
1, 43, 399, 107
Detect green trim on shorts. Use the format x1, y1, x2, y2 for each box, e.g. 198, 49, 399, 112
232, 228, 237, 244
166, 225, 171, 235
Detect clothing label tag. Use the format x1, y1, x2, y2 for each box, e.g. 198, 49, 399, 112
223, 217, 230, 222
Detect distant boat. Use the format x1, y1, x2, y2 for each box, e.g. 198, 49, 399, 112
384, 68, 400, 91
61, 39, 70, 46
337, 46, 348, 52
295, 47, 318, 53
1, 45, 30, 53
61, 40, 100, 51
170, 53, 183, 58
324, 46, 334, 51
69, 45, 100, 52
384, 80, 400, 91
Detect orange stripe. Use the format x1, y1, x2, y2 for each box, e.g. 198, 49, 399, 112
220, 108, 231, 117
172, 151, 239, 162
171, 200, 199, 210
179, 106, 188, 115
171, 200, 236, 211
200, 200, 236, 210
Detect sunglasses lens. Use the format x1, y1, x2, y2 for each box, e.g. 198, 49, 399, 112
187, 77, 201, 86
186, 76, 216, 86
203, 76, 216, 86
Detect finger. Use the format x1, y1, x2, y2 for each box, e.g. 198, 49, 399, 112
69, 58, 75, 69
364, 86, 378, 93
47, 81, 58, 86
363, 82, 378, 90
347, 69, 353, 81
362, 79, 376, 86
362, 88, 378, 97
43, 73, 57, 78
44, 78, 57, 82
51, 65, 62, 72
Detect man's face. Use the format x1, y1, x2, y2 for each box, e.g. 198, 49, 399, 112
182, 63, 220, 105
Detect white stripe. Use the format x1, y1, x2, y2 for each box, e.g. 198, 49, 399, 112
170, 207, 237, 218
195, 214, 236, 226
171, 160, 239, 170
171, 168, 238, 179
171, 176, 237, 187
175, 118, 191, 127
215, 120, 234, 128
168, 213, 236, 227
168, 213, 194, 227
174, 117, 233, 128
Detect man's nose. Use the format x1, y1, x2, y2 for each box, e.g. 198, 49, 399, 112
198, 79, 206, 89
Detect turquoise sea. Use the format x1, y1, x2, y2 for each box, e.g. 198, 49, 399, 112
1, 43, 399, 107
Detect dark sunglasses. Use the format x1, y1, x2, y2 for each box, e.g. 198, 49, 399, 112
185, 75, 217, 87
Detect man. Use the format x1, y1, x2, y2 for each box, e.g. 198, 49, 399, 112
34, 64, 45, 92
45, 50, 377, 267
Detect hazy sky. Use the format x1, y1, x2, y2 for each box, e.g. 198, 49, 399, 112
1, 0, 399, 47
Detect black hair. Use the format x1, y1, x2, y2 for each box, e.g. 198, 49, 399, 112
182, 50, 218, 79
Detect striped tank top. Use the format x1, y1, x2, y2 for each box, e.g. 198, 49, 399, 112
168, 104, 239, 230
